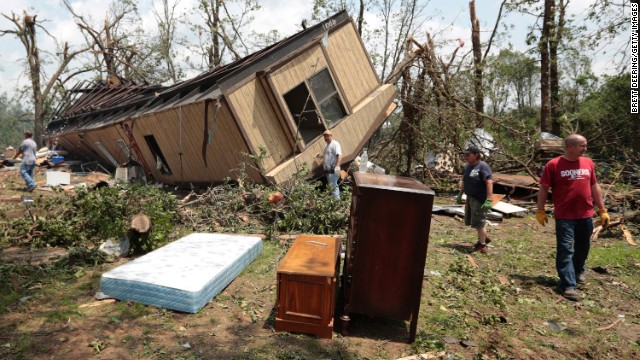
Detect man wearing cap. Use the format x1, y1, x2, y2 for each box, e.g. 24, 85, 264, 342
321, 130, 342, 200
536, 134, 609, 301
13, 130, 38, 192
457, 146, 493, 253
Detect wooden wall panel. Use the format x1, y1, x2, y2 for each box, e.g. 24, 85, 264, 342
270, 46, 328, 95
81, 126, 130, 167
128, 101, 263, 184
325, 23, 379, 107
226, 79, 293, 172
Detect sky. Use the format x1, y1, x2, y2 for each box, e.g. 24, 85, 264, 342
0, 0, 623, 103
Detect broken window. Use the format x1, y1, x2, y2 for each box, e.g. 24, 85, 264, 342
308, 69, 346, 127
143, 135, 172, 175
284, 68, 346, 144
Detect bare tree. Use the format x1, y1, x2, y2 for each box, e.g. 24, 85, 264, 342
184, 0, 260, 70
152, 0, 183, 84
0, 11, 90, 145
549, 0, 568, 135
63, 0, 157, 84
469, 0, 506, 127
538, 0, 553, 133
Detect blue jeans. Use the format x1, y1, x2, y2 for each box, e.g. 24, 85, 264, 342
326, 173, 340, 200
20, 163, 37, 189
555, 218, 593, 291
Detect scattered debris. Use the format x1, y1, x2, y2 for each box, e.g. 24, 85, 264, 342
546, 319, 564, 331
395, 351, 446, 360
490, 201, 528, 217
442, 336, 458, 344
98, 237, 130, 258
621, 224, 636, 245
79, 299, 117, 309
94, 291, 111, 300
466, 254, 479, 268
591, 219, 623, 241
460, 340, 477, 348
596, 317, 623, 331
45, 171, 71, 186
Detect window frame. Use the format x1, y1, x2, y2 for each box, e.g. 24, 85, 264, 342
282, 67, 347, 146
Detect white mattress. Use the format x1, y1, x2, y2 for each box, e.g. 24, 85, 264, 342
100, 233, 263, 313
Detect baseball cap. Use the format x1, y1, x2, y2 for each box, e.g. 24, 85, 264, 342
461, 146, 481, 155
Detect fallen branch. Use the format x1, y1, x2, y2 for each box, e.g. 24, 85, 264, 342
591, 219, 623, 241
596, 318, 622, 331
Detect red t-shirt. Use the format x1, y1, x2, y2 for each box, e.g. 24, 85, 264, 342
539, 156, 597, 219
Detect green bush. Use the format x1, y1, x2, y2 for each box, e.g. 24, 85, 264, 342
3, 185, 178, 253
268, 177, 350, 235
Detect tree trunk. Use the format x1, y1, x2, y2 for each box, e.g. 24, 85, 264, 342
469, 0, 484, 128
22, 14, 44, 145
539, 0, 554, 133
550, 0, 566, 136
357, 0, 364, 36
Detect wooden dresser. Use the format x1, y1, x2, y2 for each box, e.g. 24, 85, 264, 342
341, 172, 434, 342
275, 235, 340, 339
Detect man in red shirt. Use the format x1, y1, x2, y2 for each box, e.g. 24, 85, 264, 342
536, 134, 609, 301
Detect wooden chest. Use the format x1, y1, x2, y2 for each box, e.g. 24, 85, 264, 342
275, 235, 340, 338
341, 172, 434, 342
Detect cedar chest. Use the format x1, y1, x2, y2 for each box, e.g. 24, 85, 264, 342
275, 235, 340, 338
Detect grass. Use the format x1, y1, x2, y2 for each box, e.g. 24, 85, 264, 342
1, 191, 639, 359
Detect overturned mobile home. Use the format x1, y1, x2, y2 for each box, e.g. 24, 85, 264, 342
45, 11, 398, 185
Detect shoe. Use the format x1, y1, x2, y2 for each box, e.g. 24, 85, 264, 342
27, 185, 36, 192
577, 272, 586, 284
471, 242, 488, 254
562, 288, 580, 301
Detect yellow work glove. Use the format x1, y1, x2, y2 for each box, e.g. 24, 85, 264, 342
536, 210, 548, 226
456, 193, 463, 204
599, 209, 610, 228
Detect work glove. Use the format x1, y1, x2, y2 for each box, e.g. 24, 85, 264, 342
456, 193, 463, 204
481, 199, 492, 211
334, 166, 341, 176
536, 210, 548, 226
599, 209, 610, 228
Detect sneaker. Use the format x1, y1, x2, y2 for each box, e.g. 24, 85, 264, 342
577, 272, 586, 284
472, 242, 489, 254
562, 288, 580, 301
27, 185, 36, 192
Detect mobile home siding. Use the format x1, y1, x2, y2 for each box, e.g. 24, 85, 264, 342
135, 101, 262, 184
326, 23, 380, 107
226, 79, 293, 172
269, 46, 329, 95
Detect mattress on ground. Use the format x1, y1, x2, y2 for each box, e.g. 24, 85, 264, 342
100, 233, 263, 313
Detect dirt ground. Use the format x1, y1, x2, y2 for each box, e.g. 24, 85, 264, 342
1, 166, 639, 359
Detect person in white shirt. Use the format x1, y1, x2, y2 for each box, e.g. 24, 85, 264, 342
321, 130, 342, 200
14, 130, 38, 192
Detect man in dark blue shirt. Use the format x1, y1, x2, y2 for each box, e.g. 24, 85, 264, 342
457, 146, 493, 253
